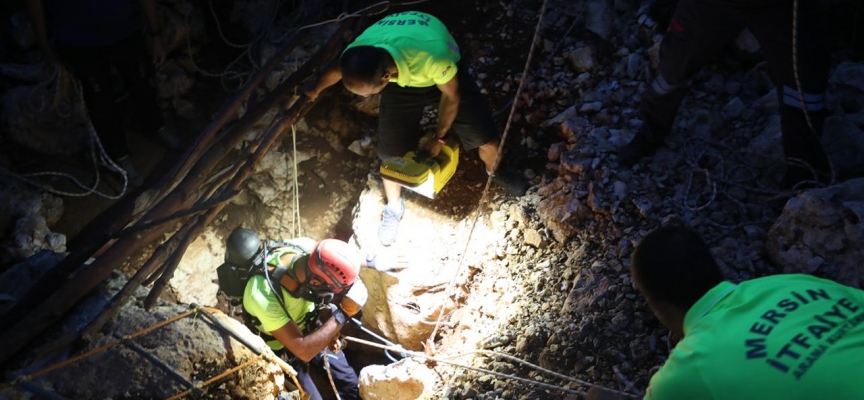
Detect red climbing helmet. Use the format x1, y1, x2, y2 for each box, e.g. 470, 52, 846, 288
307, 239, 361, 293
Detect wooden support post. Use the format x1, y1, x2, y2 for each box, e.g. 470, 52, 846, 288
0, 18, 356, 366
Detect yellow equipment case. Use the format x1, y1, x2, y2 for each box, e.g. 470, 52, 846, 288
379, 134, 459, 199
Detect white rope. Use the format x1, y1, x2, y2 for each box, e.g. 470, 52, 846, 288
428, 0, 547, 343
185, 0, 283, 91
183, 9, 255, 92
194, 0, 434, 91
284, 0, 434, 37
206, 0, 274, 49
1, 81, 130, 199
791, 0, 816, 138
343, 336, 640, 398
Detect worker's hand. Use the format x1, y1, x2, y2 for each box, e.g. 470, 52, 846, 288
423, 137, 444, 158
338, 279, 368, 317
328, 336, 346, 353
149, 37, 167, 67
366, 252, 410, 272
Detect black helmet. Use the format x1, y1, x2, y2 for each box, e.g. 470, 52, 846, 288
225, 228, 261, 268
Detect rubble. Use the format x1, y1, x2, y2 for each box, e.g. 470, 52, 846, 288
0, 264, 283, 399
359, 359, 439, 400
0, 0, 861, 399
767, 178, 864, 288
0, 180, 65, 266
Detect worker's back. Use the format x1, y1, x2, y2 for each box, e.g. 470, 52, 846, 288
346, 11, 460, 88
646, 274, 864, 400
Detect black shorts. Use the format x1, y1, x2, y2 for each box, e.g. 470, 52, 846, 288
376, 62, 499, 160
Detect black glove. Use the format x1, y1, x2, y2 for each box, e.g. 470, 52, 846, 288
327, 303, 349, 325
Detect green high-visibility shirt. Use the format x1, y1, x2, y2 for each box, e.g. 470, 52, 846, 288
646, 274, 864, 400
243, 244, 317, 351
345, 11, 460, 88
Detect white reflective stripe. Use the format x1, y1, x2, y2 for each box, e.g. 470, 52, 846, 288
653, 74, 674, 94
783, 93, 825, 111
782, 85, 825, 103
651, 74, 684, 95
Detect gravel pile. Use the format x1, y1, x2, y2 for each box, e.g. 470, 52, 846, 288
426, 0, 863, 399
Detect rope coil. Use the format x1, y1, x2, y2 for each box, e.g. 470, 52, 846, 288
1, 72, 132, 199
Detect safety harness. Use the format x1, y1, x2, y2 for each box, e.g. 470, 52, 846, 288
248, 243, 324, 339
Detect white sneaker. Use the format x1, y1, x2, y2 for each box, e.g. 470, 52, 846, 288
377, 199, 405, 246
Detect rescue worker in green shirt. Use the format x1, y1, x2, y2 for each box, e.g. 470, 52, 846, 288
223, 228, 368, 400
304, 11, 529, 247
628, 225, 864, 399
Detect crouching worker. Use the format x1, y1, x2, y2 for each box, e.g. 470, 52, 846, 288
629, 225, 864, 400
220, 228, 367, 400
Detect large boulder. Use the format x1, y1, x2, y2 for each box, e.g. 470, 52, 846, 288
536, 180, 593, 243
766, 178, 864, 287
349, 182, 497, 351
359, 359, 439, 400
169, 228, 223, 306
358, 264, 457, 352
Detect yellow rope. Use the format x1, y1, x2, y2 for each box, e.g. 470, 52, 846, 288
22, 309, 197, 380
323, 348, 342, 400
200, 307, 307, 398
15, 307, 308, 399
790, 0, 835, 185
164, 358, 260, 400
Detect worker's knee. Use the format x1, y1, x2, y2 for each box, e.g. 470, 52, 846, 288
477, 140, 498, 153
377, 148, 398, 162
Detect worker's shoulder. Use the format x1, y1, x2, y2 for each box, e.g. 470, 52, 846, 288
740, 273, 864, 296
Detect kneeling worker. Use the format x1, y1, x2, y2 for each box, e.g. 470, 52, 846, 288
630, 226, 864, 399
223, 228, 367, 400
304, 11, 529, 246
